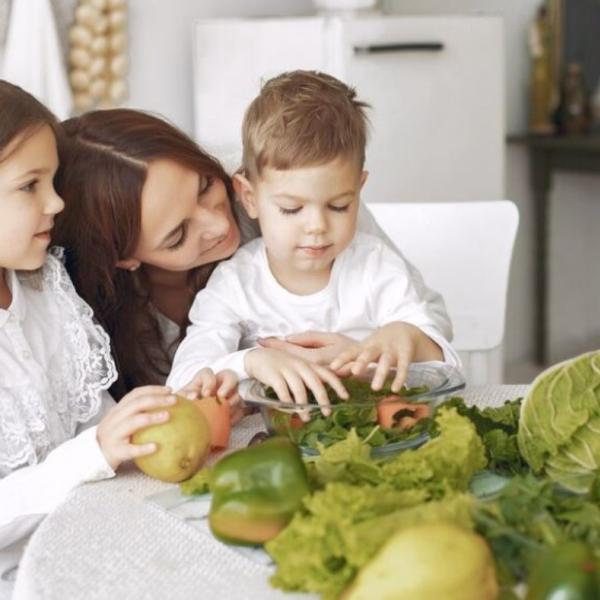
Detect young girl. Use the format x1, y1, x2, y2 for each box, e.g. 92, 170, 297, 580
0, 81, 232, 590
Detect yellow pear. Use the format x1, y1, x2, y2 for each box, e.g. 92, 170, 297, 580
133, 397, 211, 483
345, 522, 498, 600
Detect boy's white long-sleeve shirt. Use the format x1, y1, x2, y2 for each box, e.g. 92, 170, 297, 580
168, 232, 460, 390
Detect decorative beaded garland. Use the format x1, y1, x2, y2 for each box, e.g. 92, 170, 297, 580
68, 0, 128, 112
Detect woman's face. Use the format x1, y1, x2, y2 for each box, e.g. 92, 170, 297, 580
132, 159, 241, 272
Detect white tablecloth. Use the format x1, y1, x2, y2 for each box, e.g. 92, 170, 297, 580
14, 385, 528, 600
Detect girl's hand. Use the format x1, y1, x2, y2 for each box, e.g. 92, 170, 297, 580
97, 385, 177, 471
258, 331, 356, 365
177, 368, 242, 424
245, 347, 348, 421
329, 322, 443, 392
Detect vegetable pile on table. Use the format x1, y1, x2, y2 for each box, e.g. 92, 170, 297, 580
181, 350, 600, 600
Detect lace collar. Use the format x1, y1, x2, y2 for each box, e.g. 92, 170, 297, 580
0, 249, 118, 475
0, 269, 26, 327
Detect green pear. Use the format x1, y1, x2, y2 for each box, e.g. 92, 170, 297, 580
345, 522, 498, 600
133, 397, 211, 483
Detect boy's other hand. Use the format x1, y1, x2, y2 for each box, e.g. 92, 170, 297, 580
244, 347, 348, 421
178, 367, 238, 401
258, 331, 355, 365
329, 322, 443, 393
177, 368, 242, 424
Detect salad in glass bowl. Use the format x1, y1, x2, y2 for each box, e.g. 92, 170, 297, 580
238, 362, 465, 457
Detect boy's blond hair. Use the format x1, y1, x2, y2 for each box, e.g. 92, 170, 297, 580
242, 70, 370, 180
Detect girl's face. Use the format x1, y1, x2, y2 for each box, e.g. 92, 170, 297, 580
129, 159, 240, 272
0, 125, 64, 271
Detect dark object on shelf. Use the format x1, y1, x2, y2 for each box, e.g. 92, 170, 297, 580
563, 0, 600, 126
528, 3, 561, 135
555, 62, 592, 135
508, 133, 600, 364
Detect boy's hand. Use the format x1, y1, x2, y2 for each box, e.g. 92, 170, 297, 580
258, 331, 355, 365
177, 368, 242, 424
97, 385, 176, 471
177, 367, 238, 401
329, 322, 443, 392
244, 347, 348, 420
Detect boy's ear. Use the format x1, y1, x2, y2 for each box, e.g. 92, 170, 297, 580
360, 170, 369, 189
233, 173, 259, 219
116, 258, 141, 271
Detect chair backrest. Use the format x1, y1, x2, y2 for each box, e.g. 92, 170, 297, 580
366, 201, 519, 385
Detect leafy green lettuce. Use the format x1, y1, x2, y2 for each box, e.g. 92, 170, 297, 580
267, 487, 475, 600
308, 407, 487, 495
266, 408, 486, 598
518, 351, 600, 493
443, 397, 526, 475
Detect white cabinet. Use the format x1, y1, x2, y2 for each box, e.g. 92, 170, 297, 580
193, 15, 504, 202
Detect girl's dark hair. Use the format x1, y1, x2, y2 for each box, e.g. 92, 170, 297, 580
53, 109, 234, 398
0, 80, 59, 161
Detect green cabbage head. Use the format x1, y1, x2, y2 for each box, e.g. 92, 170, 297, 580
518, 351, 600, 493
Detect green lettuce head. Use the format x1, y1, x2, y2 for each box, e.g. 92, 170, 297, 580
518, 351, 600, 493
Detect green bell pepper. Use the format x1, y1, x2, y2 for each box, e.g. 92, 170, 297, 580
209, 437, 310, 545
526, 541, 600, 600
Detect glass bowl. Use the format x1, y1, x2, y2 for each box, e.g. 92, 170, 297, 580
239, 362, 465, 458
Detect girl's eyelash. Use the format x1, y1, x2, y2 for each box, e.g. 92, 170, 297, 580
168, 225, 188, 250
20, 179, 38, 193
329, 204, 350, 212
279, 206, 301, 215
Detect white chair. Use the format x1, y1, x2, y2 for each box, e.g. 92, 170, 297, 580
366, 201, 519, 385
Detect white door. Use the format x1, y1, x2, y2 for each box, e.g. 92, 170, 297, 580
340, 16, 504, 203
192, 16, 504, 200
193, 17, 340, 170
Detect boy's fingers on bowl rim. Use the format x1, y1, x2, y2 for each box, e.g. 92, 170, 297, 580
391, 358, 409, 392
284, 370, 308, 407
301, 367, 333, 417
285, 370, 315, 422
270, 376, 294, 407
371, 353, 392, 390
315, 364, 347, 401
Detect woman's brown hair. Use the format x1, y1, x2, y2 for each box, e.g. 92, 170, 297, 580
0, 80, 59, 162
53, 109, 233, 398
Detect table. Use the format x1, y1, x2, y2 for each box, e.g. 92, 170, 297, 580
509, 133, 600, 365
14, 385, 528, 600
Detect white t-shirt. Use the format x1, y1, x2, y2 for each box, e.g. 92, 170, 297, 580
0, 251, 117, 586
167, 232, 460, 390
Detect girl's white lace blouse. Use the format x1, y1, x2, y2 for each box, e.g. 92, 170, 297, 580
0, 249, 117, 476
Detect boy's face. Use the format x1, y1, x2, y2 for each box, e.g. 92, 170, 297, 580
236, 156, 367, 290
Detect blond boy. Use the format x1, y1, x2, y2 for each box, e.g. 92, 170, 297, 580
168, 71, 459, 411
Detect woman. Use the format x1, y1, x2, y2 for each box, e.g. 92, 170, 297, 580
53, 109, 452, 398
